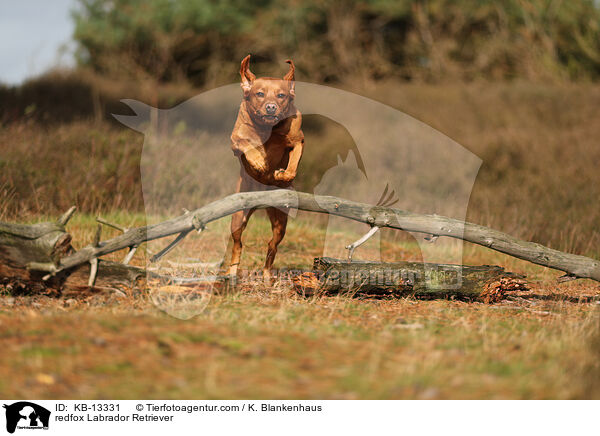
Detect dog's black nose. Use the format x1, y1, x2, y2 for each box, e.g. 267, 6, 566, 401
265, 103, 277, 114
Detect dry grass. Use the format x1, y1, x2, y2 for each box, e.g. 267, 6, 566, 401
358, 81, 600, 257
1, 81, 600, 399
1, 292, 598, 400
1, 213, 599, 399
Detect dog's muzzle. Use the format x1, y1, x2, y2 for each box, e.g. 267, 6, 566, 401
256, 111, 280, 124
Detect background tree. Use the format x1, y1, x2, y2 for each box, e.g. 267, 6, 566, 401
72, 0, 600, 87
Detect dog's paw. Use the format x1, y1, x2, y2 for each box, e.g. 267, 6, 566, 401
274, 169, 295, 182
244, 148, 268, 172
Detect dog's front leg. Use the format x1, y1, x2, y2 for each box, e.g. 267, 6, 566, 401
232, 139, 268, 173
274, 141, 304, 182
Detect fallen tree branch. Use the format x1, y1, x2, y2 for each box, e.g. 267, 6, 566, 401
291, 257, 529, 302
0, 218, 213, 293
3, 190, 599, 283
0, 216, 147, 292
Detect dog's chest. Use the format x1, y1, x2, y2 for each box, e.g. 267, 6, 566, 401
262, 133, 292, 167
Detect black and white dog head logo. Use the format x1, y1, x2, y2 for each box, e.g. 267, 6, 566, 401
3, 402, 50, 434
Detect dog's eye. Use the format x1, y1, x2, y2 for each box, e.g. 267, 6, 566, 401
277, 93, 286, 98
256, 92, 265, 97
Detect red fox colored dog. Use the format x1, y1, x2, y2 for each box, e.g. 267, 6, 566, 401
225, 55, 305, 280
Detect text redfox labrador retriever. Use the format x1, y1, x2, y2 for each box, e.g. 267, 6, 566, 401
225, 55, 304, 280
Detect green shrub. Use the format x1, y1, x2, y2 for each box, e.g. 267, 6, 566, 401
72, 0, 600, 85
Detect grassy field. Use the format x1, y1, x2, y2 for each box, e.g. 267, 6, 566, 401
1, 212, 599, 399
1, 81, 600, 399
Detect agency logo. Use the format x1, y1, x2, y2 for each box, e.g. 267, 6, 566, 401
2, 402, 50, 434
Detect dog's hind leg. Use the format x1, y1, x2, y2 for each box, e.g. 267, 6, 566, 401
263, 207, 288, 281
226, 208, 255, 276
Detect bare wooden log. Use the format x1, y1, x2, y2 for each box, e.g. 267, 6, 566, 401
43, 190, 599, 282
0, 218, 149, 292
0, 219, 72, 285
63, 260, 147, 291
297, 257, 528, 302
0, 215, 224, 293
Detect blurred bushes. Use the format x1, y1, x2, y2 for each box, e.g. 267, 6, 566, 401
72, 0, 600, 85
0, 120, 143, 218
0, 69, 195, 124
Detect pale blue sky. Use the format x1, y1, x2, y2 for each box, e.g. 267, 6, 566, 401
0, 0, 77, 85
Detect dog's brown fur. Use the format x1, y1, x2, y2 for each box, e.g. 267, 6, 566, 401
225, 55, 304, 279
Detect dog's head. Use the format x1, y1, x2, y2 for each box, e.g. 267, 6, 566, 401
239, 54, 296, 127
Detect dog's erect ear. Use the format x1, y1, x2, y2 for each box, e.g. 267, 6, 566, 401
240, 54, 255, 94
283, 59, 295, 96
283, 59, 295, 81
